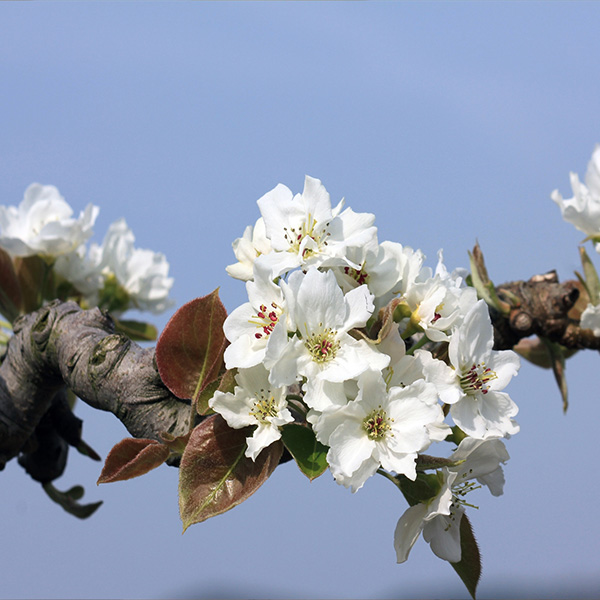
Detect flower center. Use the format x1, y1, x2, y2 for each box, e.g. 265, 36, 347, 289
249, 302, 281, 340
305, 326, 340, 363
282, 213, 331, 258
343, 264, 369, 286
363, 406, 394, 441
249, 391, 279, 425
459, 362, 498, 395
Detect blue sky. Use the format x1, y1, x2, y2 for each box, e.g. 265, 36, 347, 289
1, 3, 600, 599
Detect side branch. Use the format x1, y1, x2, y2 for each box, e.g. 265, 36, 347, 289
0, 300, 192, 470
491, 271, 599, 350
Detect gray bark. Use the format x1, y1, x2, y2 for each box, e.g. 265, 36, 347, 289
0, 300, 192, 479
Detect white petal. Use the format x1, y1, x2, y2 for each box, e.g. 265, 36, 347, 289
394, 503, 428, 563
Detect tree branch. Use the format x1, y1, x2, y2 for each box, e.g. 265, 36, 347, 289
491, 271, 600, 351
0, 300, 192, 474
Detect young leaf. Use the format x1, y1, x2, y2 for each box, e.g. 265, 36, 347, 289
281, 423, 328, 480
178, 414, 282, 532
468, 243, 510, 316
97, 438, 170, 483
155, 290, 228, 406
450, 513, 481, 600
579, 245, 600, 305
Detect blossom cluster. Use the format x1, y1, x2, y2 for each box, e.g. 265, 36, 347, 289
0, 183, 174, 317
210, 175, 520, 564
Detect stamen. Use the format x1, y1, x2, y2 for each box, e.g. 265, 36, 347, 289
363, 406, 394, 441
249, 390, 279, 425
248, 301, 282, 340
305, 327, 340, 363
459, 362, 498, 395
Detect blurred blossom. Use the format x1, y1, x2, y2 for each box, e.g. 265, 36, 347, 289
0, 183, 98, 258
552, 145, 600, 249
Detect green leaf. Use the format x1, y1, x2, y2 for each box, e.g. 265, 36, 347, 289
195, 378, 220, 416
281, 423, 328, 480
0, 247, 23, 322
178, 415, 282, 532
97, 438, 170, 483
396, 471, 444, 507
450, 513, 481, 600
42, 481, 103, 519
113, 318, 158, 342
155, 290, 228, 408
579, 246, 600, 305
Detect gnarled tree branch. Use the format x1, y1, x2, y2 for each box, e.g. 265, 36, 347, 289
0, 300, 192, 476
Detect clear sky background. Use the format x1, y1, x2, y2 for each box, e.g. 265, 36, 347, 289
1, 3, 600, 599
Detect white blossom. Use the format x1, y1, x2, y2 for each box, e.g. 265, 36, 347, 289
332, 241, 428, 313
580, 303, 600, 336
319, 371, 445, 492
255, 175, 378, 279
419, 300, 520, 439
226, 217, 272, 281
394, 437, 509, 563
266, 268, 389, 410
208, 364, 293, 460
90, 218, 174, 315
0, 184, 98, 258
223, 265, 289, 370
552, 144, 600, 249
403, 273, 478, 342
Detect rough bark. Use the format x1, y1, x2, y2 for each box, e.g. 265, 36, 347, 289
0, 300, 192, 478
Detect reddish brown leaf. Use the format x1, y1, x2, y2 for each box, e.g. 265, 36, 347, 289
155, 290, 228, 403
179, 414, 282, 532
97, 438, 170, 484
0, 247, 22, 321
13, 255, 53, 313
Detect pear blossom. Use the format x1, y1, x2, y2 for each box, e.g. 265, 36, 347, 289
552, 144, 600, 248
54, 245, 104, 297
402, 273, 478, 342
223, 266, 290, 370
331, 241, 429, 313
208, 365, 294, 460
226, 217, 272, 281
90, 218, 174, 315
580, 302, 600, 336
266, 268, 389, 410
419, 300, 520, 439
394, 437, 509, 563
0, 183, 98, 258
255, 175, 378, 279
318, 371, 445, 492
